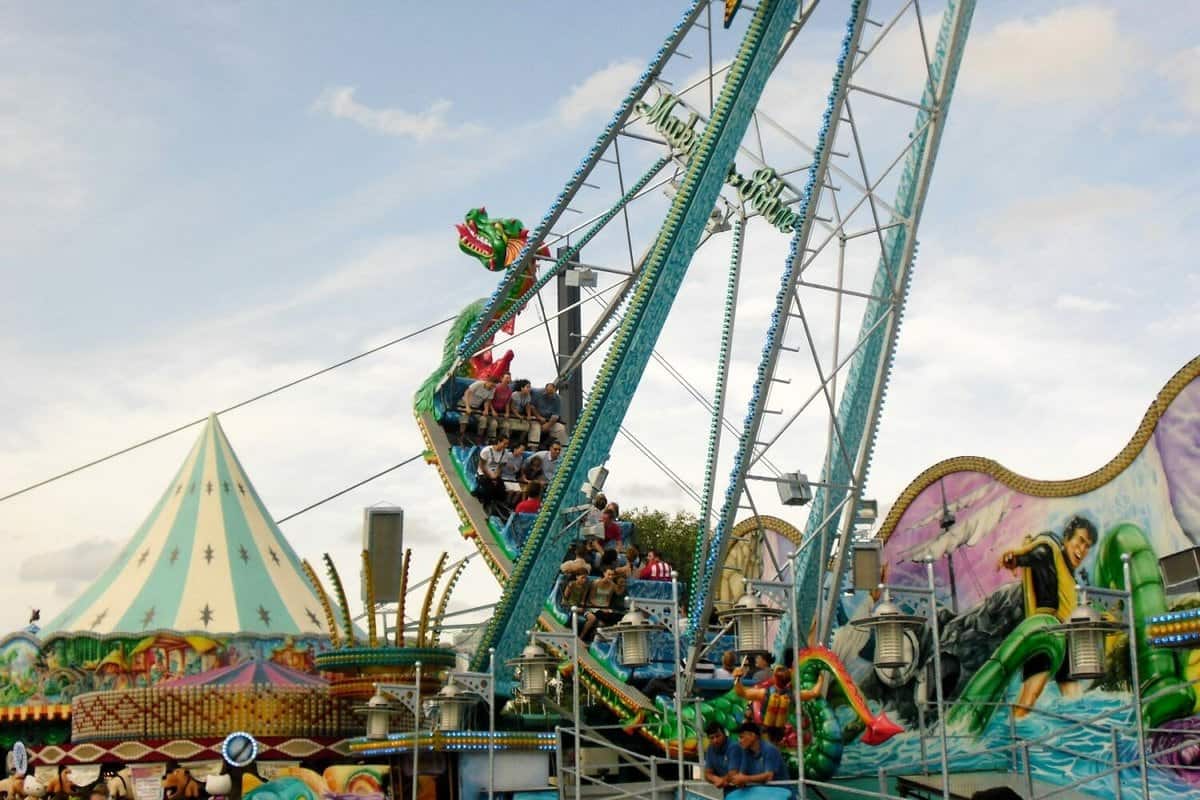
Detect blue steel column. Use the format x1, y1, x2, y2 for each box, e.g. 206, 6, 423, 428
685, 0, 872, 655
474, 0, 801, 676
809, 0, 977, 643
457, 4, 705, 360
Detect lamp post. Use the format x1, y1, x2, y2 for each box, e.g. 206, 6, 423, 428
851, 559, 949, 800
364, 663, 423, 800
508, 612, 583, 799
745, 556, 812, 798
433, 649, 497, 800
1050, 556, 1146, 800
599, 594, 687, 789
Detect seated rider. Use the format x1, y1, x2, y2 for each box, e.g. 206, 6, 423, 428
560, 542, 591, 577
727, 721, 787, 788
457, 377, 496, 444
703, 721, 741, 792
501, 442, 527, 505
514, 482, 543, 514
520, 455, 545, 494
472, 435, 508, 509
531, 382, 568, 445
580, 567, 621, 642
507, 379, 540, 445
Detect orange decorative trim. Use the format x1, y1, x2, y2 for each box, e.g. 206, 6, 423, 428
879, 354, 1200, 543
0, 704, 71, 723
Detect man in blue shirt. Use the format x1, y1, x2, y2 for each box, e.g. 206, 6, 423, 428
531, 442, 562, 482
531, 382, 568, 445
703, 721, 740, 791
727, 721, 787, 788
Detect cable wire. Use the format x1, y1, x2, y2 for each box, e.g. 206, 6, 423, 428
274, 453, 424, 525
0, 315, 455, 504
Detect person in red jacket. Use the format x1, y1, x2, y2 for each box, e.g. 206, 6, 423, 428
514, 482, 543, 514
638, 549, 673, 581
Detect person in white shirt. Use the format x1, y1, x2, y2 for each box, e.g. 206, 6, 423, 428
473, 435, 508, 507
501, 443, 527, 505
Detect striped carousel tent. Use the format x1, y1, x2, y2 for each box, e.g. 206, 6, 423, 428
42, 414, 329, 637
159, 659, 327, 687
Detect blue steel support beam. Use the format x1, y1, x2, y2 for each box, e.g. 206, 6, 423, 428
807, 0, 977, 643
474, 0, 800, 676
685, 0, 872, 657
456, 3, 705, 361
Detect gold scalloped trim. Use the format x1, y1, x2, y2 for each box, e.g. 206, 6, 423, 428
879, 354, 1200, 543
731, 514, 805, 544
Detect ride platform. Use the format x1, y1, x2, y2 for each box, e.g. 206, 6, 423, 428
896, 770, 1093, 799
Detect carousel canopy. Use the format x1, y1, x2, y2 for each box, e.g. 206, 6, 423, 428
159, 658, 327, 687
43, 414, 329, 638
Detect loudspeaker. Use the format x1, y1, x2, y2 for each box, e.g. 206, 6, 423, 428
1160, 546, 1200, 595
851, 541, 883, 591
363, 507, 404, 603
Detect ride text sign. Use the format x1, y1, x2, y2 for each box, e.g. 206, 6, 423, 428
635, 91, 802, 234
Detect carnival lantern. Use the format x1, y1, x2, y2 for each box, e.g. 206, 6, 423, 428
718, 592, 784, 656
603, 604, 665, 667
852, 588, 927, 670
431, 683, 475, 732
506, 641, 560, 698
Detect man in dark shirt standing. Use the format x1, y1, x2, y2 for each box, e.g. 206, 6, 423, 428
1000, 515, 1097, 716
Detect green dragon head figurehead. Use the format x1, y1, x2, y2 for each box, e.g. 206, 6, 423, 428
456, 207, 529, 272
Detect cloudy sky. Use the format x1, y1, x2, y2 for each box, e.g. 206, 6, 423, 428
1, 2, 1197, 635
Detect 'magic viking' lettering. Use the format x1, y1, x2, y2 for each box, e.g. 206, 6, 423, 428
636, 90, 799, 233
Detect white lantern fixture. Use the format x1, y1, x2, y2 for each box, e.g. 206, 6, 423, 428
1055, 586, 1122, 681
602, 604, 666, 667
431, 683, 476, 732
718, 592, 784, 656
359, 688, 400, 740
506, 640, 560, 698
851, 588, 927, 670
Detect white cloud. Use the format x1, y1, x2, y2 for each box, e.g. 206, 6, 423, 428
1156, 46, 1200, 133
556, 60, 642, 126
1054, 294, 1114, 313
986, 183, 1153, 240
19, 538, 122, 599
312, 87, 483, 140
962, 6, 1140, 109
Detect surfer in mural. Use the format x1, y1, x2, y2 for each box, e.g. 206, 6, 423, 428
999, 515, 1097, 716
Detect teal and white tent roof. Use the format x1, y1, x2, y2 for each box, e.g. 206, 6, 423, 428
43, 415, 328, 637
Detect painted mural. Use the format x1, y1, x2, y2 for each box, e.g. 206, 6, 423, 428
0, 632, 326, 708
833, 357, 1200, 797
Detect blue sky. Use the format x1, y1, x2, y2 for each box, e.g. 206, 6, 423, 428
1, 2, 1198, 634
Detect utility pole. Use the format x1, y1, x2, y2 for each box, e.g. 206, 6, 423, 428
556, 246, 583, 427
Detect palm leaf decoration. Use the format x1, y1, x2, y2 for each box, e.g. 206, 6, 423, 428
301, 559, 341, 648
324, 553, 356, 647
430, 558, 468, 644
361, 550, 378, 647
416, 552, 449, 646
395, 548, 412, 647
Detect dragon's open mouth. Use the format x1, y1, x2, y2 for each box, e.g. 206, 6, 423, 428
456, 220, 495, 258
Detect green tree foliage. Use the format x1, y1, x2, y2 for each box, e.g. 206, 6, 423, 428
624, 507, 701, 603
